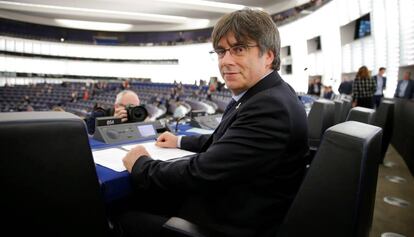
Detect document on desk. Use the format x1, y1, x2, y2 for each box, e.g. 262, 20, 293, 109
92, 148, 128, 172
92, 141, 197, 172
122, 141, 196, 161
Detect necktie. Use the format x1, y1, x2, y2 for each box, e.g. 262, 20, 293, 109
223, 99, 237, 116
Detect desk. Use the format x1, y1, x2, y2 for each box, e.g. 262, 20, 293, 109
92, 124, 201, 203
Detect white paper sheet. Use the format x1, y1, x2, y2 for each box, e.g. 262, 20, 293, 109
122, 141, 196, 161
92, 148, 128, 172
186, 127, 214, 134
92, 141, 196, 172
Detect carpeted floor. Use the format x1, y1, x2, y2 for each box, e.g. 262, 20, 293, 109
370, 145, 414, 237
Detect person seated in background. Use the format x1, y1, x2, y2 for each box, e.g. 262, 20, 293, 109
86, 89, 141, 134
52, 106, 65, 112
118, 8, 308, 237
394, 71, 414, 99
307, 78, 322, 96
338, 76, 353, 96
322, 85, 333, 99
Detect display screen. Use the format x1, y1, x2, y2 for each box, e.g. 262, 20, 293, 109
137, 124, 156, 137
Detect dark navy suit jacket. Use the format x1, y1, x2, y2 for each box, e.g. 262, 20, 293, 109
131, 71, 309, 237
394, 79, 414, 99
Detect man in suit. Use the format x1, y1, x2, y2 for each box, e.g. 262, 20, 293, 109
373, 67, 387, 108
394, 71, 414, 99
120, 8, 309, 237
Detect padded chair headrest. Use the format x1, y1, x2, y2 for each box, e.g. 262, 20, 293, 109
307, 99, 335, 148
277, 121, 382, 237
346, 106, 376, 124
0, 111, 110, 237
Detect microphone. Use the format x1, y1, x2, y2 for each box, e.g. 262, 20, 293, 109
175, 116, 187, 133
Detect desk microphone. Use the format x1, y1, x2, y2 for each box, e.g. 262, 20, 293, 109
175, 116, 187, 133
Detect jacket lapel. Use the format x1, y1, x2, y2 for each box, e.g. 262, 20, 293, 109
200, 71, 282, 151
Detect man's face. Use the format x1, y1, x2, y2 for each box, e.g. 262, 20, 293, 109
217, 32, 274, 95
403, 72, 411, 81
115, 92, 140, 109
379, 69, 386, 76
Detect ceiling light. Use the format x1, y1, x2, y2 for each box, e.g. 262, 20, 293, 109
0, 1, 194, 24
157, 0, 262, 11
55, 19, 133, 31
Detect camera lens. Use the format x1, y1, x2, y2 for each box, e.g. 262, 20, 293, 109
126, 105, 148, 122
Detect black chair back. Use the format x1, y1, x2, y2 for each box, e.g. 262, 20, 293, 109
373, 100, 394, 163
0, 112, 110, 237
333, 100, 344, 124
340, 98, 352, 122
346, 106, 376, 124
277, 121, 382, 237
307, 99, 335, 149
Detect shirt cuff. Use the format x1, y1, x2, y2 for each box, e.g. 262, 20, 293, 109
177, 135, 182, 148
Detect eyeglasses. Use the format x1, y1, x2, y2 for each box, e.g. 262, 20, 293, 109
209, 44, 258, 58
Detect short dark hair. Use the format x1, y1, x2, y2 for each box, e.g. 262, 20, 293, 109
211, 8, 281, 71
379, 67, 386, 71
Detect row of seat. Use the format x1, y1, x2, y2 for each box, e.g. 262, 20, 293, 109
1, 109, 384, 237
307, 98, 394, 164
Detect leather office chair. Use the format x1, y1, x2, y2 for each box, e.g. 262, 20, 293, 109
333, 100, 344, 124
0, 112, 111, 236
162, 121, 382, 237
340, 98, 352, 123
307, 99, 335, 148
373, 100, 394, 163
276, 121, 382, 237
346, 106, 376, 124
307, 99, 335, 163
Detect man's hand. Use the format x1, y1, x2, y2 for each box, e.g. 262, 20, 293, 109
113, 106, 128, 122
122, 145, 150, 173
156, 131, 178, 148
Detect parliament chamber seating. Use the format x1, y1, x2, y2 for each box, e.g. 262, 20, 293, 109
346, 106, 376, 124
373, 100, 394, 163
161, 121, 383, 237
333, 99, 344, 124
0, 112, 111, 237
306, 99, 335, 163
340, 98, 352, 123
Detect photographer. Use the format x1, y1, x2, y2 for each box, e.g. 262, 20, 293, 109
86, 90, 145, 134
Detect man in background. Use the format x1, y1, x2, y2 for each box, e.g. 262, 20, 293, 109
373, 67, 386, 107
338, 76, 353, 97
119, 8, 308, 237
395, 71, 414, 99
86, 89, 141, 134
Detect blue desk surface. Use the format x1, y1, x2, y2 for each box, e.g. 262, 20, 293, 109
93, 124, 201, 203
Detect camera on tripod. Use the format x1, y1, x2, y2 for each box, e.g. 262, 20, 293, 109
125, 104, 148, 123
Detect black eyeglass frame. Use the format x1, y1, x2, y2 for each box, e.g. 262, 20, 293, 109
209, 44, 259, 58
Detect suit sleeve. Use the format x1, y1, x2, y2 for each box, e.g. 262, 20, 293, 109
130, 94, 300, 192
180, 134, 210, 153
394, 81, 400, 97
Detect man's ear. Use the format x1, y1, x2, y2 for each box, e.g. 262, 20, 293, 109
265, 50, 275, 67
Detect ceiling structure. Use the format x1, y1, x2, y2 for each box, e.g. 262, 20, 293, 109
0, 0, 311, 32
